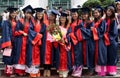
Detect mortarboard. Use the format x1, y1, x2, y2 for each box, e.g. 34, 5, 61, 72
106, 4, 116, 10
61, 12, 68, 17
70, 8, 79, 13
7, 7, 18, 13
105, 4, 116, 12
115, 0, 120, 4
34, 8, 45, 13
22, 5, 35, 14
51, 9, 60, 16
81, 7, 90, 14
115, 0, 120, 2
95, 6, 103, 12
58, 6, 62, 9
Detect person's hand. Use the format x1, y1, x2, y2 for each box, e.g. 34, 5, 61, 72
8, 46, 12, 49
91, 27, 94, 30
39, 33, 43, 38
23, 33, 27, 36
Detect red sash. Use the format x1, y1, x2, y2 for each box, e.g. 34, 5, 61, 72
70, 20, 82, 45
92, 18, 102, 65
82, 22, 87, 65
11, 20, 17, 35
91, 18, 103, 41
104, 19, 110, 46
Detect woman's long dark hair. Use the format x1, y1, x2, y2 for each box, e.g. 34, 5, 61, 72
22, 13, 33, 29
106, 7, 115, 20
35, 13, 44, 24
82, 13, 91, 27
94, 9, 103, 22
71, 12, 80, 25
8, 11, 17, 27
59, 17, 69, 28
50, 14, 56, 24
9, 15, 17, 22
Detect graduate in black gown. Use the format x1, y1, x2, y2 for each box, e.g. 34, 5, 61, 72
91, 6, 107, 76
1, 7, 18, 76
105, 5, 118, 76
13, 5, 41, 76
69, 8, 83, 77
43, 9, 59, 77
75, 7, 95, 76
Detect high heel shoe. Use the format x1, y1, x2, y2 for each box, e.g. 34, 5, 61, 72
43, 70, 47, 77
59, 71, 63, 78
62, 71, 69, 78
46, 70, 51, 77
72, 66, 83, 77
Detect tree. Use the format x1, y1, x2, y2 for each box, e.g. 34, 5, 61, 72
102, 0, 115, 7
82, 0, 101, 8
82, 0, 115, 8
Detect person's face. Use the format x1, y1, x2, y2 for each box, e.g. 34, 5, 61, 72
36, 12, 43, 20
71, 12, 78, 20
25, 12, 32, 19
82, 13, 89, 20
10, 11, 17, 19
94, 10, 101, 18
106, 9, 112, 17
49, 13, 56, 21
60, 16, 66, 24
59, 8, 62, 12
116, 3, 120, 10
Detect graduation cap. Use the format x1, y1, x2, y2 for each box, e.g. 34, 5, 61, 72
81, 7, 90, 14
95, 6, 103, 12
51, 9, 60, 16
105, 4, 116, 12
7, 7, 18, 13
34, 8, 45, 13
61, 12, 68, 17
58, 6, 62, 9
22, 5, 35, 14
115, 0, 120, 2
115, 0, 120, 4
70, 8, 79, 13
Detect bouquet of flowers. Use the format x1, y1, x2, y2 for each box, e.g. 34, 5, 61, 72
47, 24, 71, 51
47, 24, 63, 42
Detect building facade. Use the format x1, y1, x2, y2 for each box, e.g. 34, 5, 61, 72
23, 0, 87, 9
0, 0, 87, 12
0, 0, 24, 12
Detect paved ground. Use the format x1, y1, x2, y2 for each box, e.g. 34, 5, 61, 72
0, 68, 120, 78
0, 75, 120, 78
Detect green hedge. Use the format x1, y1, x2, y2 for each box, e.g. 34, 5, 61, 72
82, 0, 115, 8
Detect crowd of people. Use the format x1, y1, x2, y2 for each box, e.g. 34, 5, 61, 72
0, 0, 120, 78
